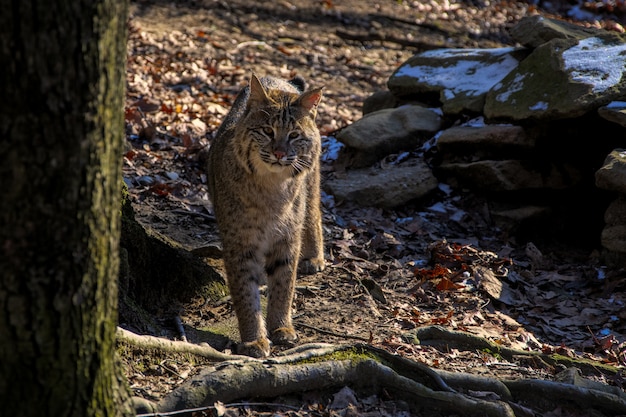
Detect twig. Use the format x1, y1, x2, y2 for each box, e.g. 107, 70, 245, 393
136, 401, 301, 417
296, 322, 371, 342
171, 209, 215, 221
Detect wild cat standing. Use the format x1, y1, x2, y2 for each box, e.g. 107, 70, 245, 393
206, 74, 325, 358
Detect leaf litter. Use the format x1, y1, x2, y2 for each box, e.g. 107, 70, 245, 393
123, 0, 626, 415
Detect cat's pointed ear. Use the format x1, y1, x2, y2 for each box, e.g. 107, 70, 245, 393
248, 74, 269, 105
297, 87, 323, 116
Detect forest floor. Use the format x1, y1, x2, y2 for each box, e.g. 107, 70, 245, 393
122, 1, 626, 415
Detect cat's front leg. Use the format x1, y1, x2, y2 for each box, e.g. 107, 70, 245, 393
222, 246, 270, 358
299, 168, 325, 275
299, 210, 325, 274
265, 238, 300, 346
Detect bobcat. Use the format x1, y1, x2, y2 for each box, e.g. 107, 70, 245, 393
206, 74, 325, 358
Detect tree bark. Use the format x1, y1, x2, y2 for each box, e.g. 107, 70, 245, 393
0, 1, 133, 416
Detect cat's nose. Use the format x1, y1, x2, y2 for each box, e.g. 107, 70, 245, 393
273, 150, 286, 160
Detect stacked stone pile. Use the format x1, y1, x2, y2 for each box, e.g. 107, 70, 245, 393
326, 16, 626, 262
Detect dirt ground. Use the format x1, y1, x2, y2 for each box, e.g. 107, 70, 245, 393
122, 1, 626, 415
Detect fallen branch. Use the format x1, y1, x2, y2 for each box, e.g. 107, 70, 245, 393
296, 322, 371, 342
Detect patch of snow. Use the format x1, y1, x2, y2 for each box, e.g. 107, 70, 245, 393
529, 101, 548, 111
563, 37, 626, 94
428, 107, 444, 116
449, 209, 466, 222
606, 101, 626, 109
321, 135, 344, 162
462, 116, 485, 127
460, 116, 513, 127
421, 132, 440, 152
321, 190, 335, 209
391, 151, 411, 164
412, 259, 428, 267
496, 73, 526, 102
427, 202, 448, 213
438, 183, 453, 195
395, 48, 519, 98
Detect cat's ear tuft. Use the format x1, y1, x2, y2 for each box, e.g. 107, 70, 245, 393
249, 74, 269, 105
297, 87, 323, 114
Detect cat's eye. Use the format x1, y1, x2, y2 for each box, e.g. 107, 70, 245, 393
288, 131, 300, 140
262, 127, 274, 136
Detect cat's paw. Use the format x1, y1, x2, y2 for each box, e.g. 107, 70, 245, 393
270, 327, 298, 346
298, 258, 325, 275
237, 337, 271, 358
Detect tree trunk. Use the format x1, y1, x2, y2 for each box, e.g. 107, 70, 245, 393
0, 1, 133, 416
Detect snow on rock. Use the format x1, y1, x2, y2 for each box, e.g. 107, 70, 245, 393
388, 47, 526, 115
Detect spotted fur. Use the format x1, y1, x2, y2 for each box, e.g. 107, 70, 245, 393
206, 74, 325, 358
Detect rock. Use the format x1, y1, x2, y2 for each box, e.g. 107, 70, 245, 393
388, 47, 526, 114
598, 168, 626, 256
601, 225, 626, 253
362, 90, 398, 115
509, 15, 603, 48
485, 36, 626, 121
604, 197, 626, 225
595, 149, 626, 194
598, 102, 626, 127
437, 124, 535, 162
491, 205, 552, 228
349, 16, 626, 249
324, 158, 438, 208
438, 160, 583, 192
336, 105, 441, 168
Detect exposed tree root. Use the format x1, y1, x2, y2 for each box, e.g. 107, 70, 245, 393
413, 325, 621, 375
116, 327, 245, 361
119, 327, 626, 417
153, 357, 516, 417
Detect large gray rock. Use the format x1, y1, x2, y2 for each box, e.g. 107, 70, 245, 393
437, 124, 535, 162
485, 36, 626, 121
510, 15, 603, 48
439, 160, 583, 192
336, 105, 441, 168
388, 47, 526, 114
324, 158, 438, 208
596, 149, 626, 194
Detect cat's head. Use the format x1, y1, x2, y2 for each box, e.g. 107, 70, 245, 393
241, 74, 323, 176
